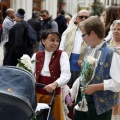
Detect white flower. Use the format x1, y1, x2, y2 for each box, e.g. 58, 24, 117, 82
18, 54, 33, 72
86, 56, 97, 65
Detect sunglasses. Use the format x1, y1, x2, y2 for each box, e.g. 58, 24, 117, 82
77, 16, 89, 19
81, 33, 87, 38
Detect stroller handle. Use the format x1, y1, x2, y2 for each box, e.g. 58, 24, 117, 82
36, 83, 45, 88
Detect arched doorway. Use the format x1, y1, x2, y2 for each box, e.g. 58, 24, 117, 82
0, 0, 10, 24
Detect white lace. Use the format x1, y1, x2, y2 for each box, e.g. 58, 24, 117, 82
111, 115, 120, 120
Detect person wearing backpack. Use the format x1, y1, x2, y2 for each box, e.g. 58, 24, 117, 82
55, 10, 67, 36
27, 10, 41, 53
39, 10, 58, 50
9, 8, 35, 66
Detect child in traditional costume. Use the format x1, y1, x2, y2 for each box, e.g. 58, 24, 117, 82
73, 16, 120, 120
31, 29, 71, 120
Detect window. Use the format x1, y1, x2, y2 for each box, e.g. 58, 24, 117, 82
33, 0, 41, 11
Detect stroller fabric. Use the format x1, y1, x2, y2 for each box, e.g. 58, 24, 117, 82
0, 66, 37, 120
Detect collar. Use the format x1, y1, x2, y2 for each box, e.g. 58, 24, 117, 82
45, 50, 53, 55
93, 41, 105, 50
6, 16, 14, 23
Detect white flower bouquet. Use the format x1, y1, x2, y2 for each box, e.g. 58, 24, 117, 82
17, 54, 35, 73
75, 48, 101, 112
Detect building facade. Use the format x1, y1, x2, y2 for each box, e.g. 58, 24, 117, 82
0, 0, 58, 22
0, 0, 119, 24
78, 0, 120, 9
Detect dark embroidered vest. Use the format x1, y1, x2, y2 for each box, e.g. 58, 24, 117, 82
91, 42, 119, 115
35, 50, 62, 95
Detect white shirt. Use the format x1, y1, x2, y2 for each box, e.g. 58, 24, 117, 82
2, 16, 14, 45
31, 51, 71, 87
59, 28, 83, 54
95, 42, 120, 92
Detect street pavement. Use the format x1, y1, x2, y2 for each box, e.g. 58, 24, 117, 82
0, 44, 3, 66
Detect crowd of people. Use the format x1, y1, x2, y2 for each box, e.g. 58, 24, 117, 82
1, 5, 120, 120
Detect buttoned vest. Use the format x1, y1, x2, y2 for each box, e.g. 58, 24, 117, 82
91, 42, 118, 115
35, 50, 62, 94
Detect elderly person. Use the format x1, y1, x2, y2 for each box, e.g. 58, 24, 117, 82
59, 10, 89, 88
108, 20, 120, 120
2, 8, 15, 65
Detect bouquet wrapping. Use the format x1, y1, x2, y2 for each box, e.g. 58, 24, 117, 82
75, 48, 101, 112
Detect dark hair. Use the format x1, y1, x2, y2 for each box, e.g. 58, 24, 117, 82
41, 29, 61, 47
32, 10, 39, 18
41, 10, 49, 15
60, 10, 65, 15
117, 6, 120, 16
41, 29, 60, 39
105, 6, 120, 37
18, 8, 25, 15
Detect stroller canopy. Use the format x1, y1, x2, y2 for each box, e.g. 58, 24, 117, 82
0, 66, 37, 120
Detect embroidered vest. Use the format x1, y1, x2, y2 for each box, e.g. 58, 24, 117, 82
91, 42, 119, 115
35, 50, 62, 94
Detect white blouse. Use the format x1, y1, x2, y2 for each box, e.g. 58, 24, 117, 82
31, 51, 71, 87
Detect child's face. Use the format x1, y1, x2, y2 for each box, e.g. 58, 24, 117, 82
42, 34, 60, 52
81, 27, 94, 46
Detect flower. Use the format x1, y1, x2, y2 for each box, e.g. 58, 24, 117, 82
86, 56, 97, 65
81, 56, 97, 85
74, 49, 101, 112
17, 54, 35, 73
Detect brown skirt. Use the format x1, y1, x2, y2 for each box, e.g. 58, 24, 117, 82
37, 93, 64, 120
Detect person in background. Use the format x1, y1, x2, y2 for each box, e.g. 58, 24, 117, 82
73, 16, 120, 120
55, 10, 67, 36
59, 10, 89, 88
108, 20, 120, 120
27, 10, 41, 53
65, 14, 71, 26
31, 29, 71, 120
2, 8, 15, 65
39, 10, 58, 50
9, 8, 34, 66
117, 6, 120, 15
103, 6, 120, 41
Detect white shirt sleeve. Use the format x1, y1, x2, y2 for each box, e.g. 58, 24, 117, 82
55, 51, 71, 87
31, 52, 71, 87
59, 31, 66, 51
104, 52, 120, 92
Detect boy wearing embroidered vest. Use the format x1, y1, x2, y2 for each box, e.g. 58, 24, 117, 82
31, 29, 71, 120
73, 16, 120, 120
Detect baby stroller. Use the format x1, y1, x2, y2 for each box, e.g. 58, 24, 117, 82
0, 66, 55, 120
